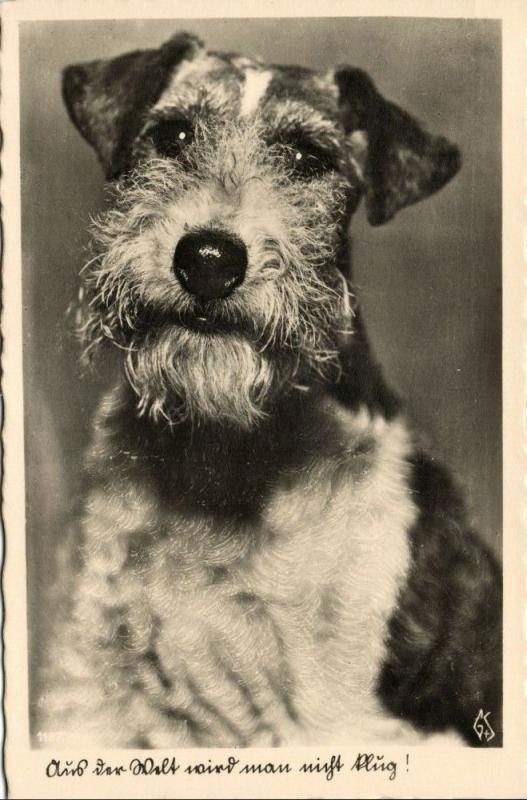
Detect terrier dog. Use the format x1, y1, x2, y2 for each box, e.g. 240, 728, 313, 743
37, 32, 501, 748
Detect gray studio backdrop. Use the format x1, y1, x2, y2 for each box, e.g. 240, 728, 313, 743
20, 18, 501, 716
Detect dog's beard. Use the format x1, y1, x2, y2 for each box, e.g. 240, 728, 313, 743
81, 267, 348, 428
124, 325, 289, 428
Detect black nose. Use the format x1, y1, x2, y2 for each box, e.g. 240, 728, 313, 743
173, 231, 248, 301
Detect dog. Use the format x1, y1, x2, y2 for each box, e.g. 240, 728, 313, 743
36, 31, 501, 749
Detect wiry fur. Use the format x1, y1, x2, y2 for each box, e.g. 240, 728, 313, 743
81, 121, 353, 425
39, 396, 423, 747
36, 34, 501, 750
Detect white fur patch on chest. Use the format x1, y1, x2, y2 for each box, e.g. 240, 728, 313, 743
250, 406, 416, 742
72, 405, 417, 747
129, 407, 414, 744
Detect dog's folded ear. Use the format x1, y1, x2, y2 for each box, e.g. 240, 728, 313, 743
334, 67, 461, 225
62, 32, 203, 180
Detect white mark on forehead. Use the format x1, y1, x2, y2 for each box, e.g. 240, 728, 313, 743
320, 68, 340, 100
239, 68, 273, 118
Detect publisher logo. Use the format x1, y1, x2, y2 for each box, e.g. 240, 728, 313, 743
473, 709, 495, 743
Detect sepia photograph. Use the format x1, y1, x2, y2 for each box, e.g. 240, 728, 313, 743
2, 2, 524, 798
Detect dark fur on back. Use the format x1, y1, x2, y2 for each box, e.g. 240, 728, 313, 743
378, 454, 502, 745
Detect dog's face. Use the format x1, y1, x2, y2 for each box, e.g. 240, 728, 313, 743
64, 33, 459, 428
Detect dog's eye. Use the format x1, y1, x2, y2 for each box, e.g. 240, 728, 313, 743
285, 144, 335, 180
149, 119, 194, 159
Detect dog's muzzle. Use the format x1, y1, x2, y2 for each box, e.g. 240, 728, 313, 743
173, 230, 248, 301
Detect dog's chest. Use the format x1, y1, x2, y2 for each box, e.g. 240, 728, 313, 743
97, 414, 416, 744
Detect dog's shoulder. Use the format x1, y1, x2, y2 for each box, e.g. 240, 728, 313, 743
327, 399, 501, 745
377, 450, 502, 745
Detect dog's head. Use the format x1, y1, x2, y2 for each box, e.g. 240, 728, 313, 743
64, 33, 460, 427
